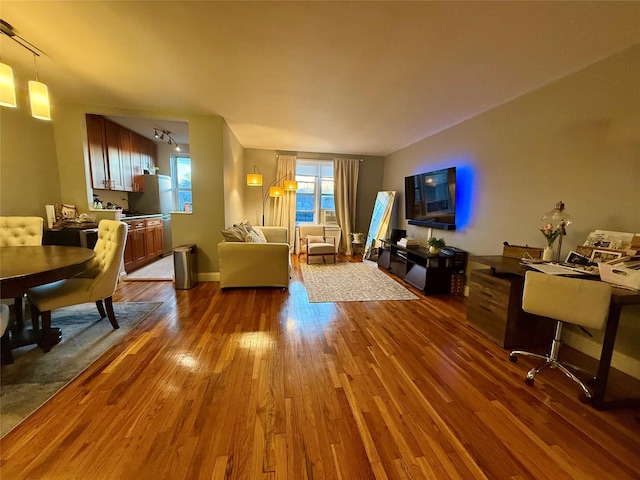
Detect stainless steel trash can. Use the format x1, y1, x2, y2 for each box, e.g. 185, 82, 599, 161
173, 244, 198, 289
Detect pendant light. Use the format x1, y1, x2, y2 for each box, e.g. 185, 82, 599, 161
29, 53, 50, 120
0, 62, 17, 108
0, 19, 51, 120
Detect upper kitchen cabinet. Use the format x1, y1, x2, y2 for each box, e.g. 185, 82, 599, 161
86, 114, 158, 192
118, 128, 133, 192
86, 114, 109, 190
104, 120, 125, 191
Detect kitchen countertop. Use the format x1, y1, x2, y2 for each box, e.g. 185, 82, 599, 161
120, 214, 162, 220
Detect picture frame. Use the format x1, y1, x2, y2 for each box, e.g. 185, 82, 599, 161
590, 249, 624, 263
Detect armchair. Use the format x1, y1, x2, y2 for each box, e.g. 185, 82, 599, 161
298, 225, 337, 264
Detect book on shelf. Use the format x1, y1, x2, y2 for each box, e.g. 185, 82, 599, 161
397, 237, 419, 248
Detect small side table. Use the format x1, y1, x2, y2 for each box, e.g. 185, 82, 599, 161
351, 241, 363, 256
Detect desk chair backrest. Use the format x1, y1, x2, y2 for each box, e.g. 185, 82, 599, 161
0, 216, 44, 246
522, 271, 611, 330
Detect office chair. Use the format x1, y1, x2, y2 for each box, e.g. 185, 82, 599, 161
509, 271, 612, 399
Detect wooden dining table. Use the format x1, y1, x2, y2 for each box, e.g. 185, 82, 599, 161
0, 245, 96, 351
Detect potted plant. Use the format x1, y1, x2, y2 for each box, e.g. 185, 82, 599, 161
427, 237, 446, 254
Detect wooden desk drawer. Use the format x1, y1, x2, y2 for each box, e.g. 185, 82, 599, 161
466, 299, 507, 346
470, 269, 512, 296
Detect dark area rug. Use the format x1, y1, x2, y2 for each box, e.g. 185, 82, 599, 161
0, 301, 161, 437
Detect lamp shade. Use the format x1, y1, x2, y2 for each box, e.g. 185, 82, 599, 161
28, 80, 51, 120
284, 180, 298, 191
269, 186, 284, 198
0, 63, 17, 108
247, 173, 263, 186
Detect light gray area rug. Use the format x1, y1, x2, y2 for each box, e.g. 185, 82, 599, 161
300, 261, 419, 303
0, 301, 161, 437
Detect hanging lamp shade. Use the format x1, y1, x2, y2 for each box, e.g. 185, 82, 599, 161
28, 80, 51, 120
247, 173, 263, 186
283, 180, 298, 191
0, 63, 17, 108
269, 186, 284, 198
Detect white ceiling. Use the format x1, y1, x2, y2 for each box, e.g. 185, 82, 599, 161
2, 1, 639, 156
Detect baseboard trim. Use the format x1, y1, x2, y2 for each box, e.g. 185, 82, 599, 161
198, 272, 219, 282
563, 329, 640, 380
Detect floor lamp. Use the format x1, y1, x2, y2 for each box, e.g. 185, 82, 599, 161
247, 166, 297, 226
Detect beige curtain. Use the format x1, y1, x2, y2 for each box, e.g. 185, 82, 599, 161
273, 154, 297, 251
333, 157, 360, 254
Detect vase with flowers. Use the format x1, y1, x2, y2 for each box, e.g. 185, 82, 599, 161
540, 223, 561, 261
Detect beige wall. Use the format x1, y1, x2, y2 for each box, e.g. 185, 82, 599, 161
0, 102, 62, 216
384, 44, 640, 377
223, 122, 245, 226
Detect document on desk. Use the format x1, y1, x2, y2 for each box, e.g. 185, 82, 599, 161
526, 263, 587, 276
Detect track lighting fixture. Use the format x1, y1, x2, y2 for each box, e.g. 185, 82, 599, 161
152, 128, 181, 151
0, 19, 51, 120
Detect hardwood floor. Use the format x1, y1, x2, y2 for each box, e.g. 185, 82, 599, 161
2, 255, 639, 479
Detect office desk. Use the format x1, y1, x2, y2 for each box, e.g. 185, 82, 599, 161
471, 255, 640, 410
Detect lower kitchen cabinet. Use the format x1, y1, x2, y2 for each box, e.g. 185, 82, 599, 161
123, 217, 163, 273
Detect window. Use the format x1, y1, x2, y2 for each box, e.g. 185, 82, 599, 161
171, 155, 192, 212
295, 160, 334, 224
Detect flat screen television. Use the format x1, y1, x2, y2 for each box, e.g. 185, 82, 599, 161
405, 167, 456, 230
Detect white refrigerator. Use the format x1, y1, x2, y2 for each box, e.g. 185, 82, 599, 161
129, 174, 174, 255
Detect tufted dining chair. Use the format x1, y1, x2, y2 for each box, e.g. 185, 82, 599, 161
298, 225, 337, 264
1, 303, 12, 364
509, 271, 612, 399
0, 216, 44, 330
27, 219, 127, 352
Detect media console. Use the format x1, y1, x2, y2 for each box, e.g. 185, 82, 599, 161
377, 240, 467, 295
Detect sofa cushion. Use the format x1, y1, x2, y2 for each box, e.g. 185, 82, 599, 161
307, 235, 325, 244
233, 221, 254, 236
221, 226, 245, 242
252, 227, 268, 242
245, 231, 267, 243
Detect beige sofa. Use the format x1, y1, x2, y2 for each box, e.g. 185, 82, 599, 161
217, 226, 290, 290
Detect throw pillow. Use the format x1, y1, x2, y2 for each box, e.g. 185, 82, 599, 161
220, 226, 245, 242
252, 227, 268, 243
245, 231, 266, 243
307, 235, 325, 244
233, 221, 254, 236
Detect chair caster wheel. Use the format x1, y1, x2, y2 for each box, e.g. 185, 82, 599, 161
525, 377, 534, 386
509, 355, 518, 363
578, 394, 591, 404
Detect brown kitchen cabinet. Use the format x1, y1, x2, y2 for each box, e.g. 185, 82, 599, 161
123, 217, 163, 273
145, 218, 164, 259
86, 114, 109, 190
466, 269, 554, 348
119, 128, 133, 192
86, 114, 158, 192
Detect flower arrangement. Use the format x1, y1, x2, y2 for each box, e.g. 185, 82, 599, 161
540, 223, 562, 246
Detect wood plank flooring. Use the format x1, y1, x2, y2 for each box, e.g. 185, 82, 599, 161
2, 255, 639, 479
